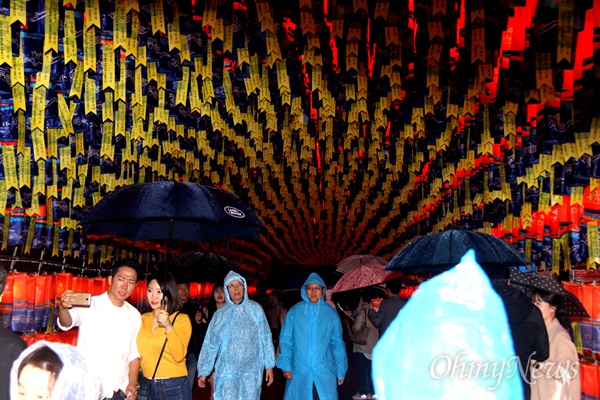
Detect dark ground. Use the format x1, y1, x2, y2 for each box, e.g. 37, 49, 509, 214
192, 340, 359, 400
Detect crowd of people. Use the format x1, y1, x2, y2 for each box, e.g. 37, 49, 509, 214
0, 255, 582, 400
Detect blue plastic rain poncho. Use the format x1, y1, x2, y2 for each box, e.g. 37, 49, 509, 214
10, 340, 100, 400
372, 250, 523, 400
276, 273, 348, 400
197, 271, 275, 400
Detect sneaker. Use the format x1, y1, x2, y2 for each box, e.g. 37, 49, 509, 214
351, 395, 367, 400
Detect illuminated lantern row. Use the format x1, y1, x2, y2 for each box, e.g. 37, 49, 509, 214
0, 271, 226, 332
0, 0, 599, 274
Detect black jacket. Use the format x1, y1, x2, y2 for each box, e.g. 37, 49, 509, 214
367, 295, 406, 336
0, 326, 27, 400
493, 283, 549, 400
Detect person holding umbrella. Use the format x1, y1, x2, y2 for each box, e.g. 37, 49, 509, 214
530, 289, 580, 400
137, 271, 192, 400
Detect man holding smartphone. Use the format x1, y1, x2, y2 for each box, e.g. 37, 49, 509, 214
57, 259, 142, 400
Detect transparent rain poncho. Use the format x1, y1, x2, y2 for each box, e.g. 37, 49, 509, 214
10, 340, 100, 400
372, 250, 523, 400
197, 271, 275, 400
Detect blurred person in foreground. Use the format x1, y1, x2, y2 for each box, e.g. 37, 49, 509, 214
197, 271, 275, 400
530, 289, 580, 400
0, 264, 27, 400
276, 273, 348, 400
10, 340, 99, 400
137, 271, 192, 399
372, 250, 523, 400
58, 259, 142, 400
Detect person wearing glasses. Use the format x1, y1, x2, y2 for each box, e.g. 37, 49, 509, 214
276, 273, 348, 400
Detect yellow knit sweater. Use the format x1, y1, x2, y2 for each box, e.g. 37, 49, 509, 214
137, 311, 192, 379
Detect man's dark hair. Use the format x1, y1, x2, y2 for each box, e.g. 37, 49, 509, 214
0, 264, 7, 296
112, 259, 140, 280
386, 279, 403, 295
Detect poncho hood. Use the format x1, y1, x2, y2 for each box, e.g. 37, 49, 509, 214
224, 270, 248, 305
300, 272, 326, 303
10, 340, 100, 400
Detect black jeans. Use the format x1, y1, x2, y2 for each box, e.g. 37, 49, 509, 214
355, 351, 374, 395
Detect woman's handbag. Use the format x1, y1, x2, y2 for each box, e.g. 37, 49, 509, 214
349, 309, 370, 345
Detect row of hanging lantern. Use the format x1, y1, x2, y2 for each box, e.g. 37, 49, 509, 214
0, 271, 256, 333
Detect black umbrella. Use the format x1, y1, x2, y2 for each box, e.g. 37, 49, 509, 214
169, 251, 243, 283
80, 181, 264, 244
386, 229, 530, 274
509, 269, 590, 319
258, 265, 311, 291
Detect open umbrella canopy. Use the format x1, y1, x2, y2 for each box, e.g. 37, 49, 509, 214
169, 251, 243, 283
509, 270, 590, 319
80, 181, 265, 243
331, 264, 402, 293
386, 230, 530, 274
336, 254, 388, 275
257, 264, 311, 291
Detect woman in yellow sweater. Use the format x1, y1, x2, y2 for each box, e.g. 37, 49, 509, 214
137, 271, 192, 400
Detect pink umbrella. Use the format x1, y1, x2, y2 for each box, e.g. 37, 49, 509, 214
336, 254, 388, 275
331, 264, 402, 293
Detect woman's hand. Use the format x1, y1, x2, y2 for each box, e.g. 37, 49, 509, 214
154, 309, 172, 331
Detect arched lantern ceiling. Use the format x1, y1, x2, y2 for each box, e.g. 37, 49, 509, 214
1, 0, 599, 275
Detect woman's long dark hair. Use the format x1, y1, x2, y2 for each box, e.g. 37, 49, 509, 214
533, 289, 571, 329
207, 284, 224, 320
149, 271, 183, 314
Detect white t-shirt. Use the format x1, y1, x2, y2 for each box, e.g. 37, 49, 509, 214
57, 292, 142, 399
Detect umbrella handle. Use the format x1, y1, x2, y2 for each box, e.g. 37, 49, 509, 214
166, 219, 173, 261
163, 219, 174, 284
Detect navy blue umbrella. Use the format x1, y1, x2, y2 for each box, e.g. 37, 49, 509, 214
170, 251, 243, 283
386, 229, 530, 274
80, 181, 265, 244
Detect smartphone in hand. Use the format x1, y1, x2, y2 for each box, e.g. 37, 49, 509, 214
71, 292, 91, 307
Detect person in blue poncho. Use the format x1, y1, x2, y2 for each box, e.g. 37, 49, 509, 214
196, 271, 275, 400
276, 272, 348, 400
